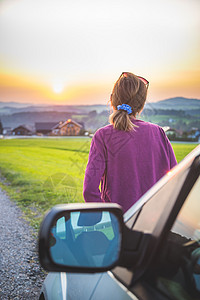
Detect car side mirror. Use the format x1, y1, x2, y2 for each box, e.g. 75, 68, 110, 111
39, 203, 124, 273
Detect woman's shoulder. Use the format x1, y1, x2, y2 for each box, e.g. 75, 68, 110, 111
94, 124, 113, 136
133, 119, 169, 139
94, 120, 166, 140
95, 120, 163, 136
133, 119, 162, 130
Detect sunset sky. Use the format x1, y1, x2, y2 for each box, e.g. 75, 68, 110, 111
0, 0, 200, 105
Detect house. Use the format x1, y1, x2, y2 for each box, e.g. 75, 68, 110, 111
165, 127, 182, 139
35, 122, 58, 135
12, 125, 33, 136
51, 121, 64, 135
2, 127, 12, 135
187, 128, 200, 141
52, 119, 83, 136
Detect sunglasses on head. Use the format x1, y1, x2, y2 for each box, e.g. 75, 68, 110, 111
120, 72, 149, 89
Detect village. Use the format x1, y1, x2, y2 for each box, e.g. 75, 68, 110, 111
0, 97, 199, 141
0, 119, 89, 137
0, 118, 199, 142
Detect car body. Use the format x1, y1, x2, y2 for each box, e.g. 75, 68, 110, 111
39, 144, 200, 300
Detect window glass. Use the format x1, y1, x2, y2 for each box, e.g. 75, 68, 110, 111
132, 167, 190, 235
169, 176, 200, 293
171, 176, 200, 242
152, 175, 200, 300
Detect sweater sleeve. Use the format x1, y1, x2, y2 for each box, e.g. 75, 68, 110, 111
83, 130, 106, 202
159, 127, 177, 169
168, 140, 177, 169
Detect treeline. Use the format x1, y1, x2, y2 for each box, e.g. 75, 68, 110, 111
142, 109, 200, 117
1, 108, 199, 133
1, 111, 73, 127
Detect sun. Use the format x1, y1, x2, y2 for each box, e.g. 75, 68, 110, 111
52, 82, 64, 94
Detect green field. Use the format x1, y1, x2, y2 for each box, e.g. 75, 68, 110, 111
0, 138, 198, 230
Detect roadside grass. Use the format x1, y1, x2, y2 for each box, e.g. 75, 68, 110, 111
171, 143, 198, 163
0, 138, 198, 230
0, 138, 91, 229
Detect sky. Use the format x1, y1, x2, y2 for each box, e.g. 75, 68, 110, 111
0, 0, 200, 105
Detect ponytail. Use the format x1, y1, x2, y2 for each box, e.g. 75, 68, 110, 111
109, 110, 137, 131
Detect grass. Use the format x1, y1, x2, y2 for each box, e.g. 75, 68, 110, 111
0, 138, 198, 230
170, 143, 198, 163
0, 138, 91, 229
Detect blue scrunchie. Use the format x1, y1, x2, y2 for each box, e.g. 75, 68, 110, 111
117, 104, 132, 115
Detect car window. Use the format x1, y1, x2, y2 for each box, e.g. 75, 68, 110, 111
132, 166, 190, 235
149, 175, 200, 300
171, 176, 200, 243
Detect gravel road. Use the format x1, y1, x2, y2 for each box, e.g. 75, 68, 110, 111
0, 188, 46, 299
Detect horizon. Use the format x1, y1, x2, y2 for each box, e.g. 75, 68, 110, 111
0, 96, 200, 110
0, 0, 200, 105
1, 95, 200, 108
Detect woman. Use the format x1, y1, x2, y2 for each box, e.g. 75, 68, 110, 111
83, 72, 177, 212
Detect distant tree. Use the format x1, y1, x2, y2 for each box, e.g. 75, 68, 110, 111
88, 110, 97, 118
99, 110, 109, 116
79, 128, 86, 136
182, 131, 188, 138
0, 119, 3, 134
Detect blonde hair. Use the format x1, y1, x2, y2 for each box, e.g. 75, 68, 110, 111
109, 72, 148, 131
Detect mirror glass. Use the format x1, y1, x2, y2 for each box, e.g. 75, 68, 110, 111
49, 210, 121, 268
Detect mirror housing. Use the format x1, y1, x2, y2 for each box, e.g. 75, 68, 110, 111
39, 203, 124, 273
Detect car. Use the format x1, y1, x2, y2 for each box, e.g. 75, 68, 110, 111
39, 144, 200, 300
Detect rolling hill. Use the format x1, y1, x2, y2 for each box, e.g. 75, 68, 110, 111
0, 97, 199, 131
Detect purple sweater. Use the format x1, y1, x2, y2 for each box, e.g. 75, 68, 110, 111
83, 119, 177, 212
